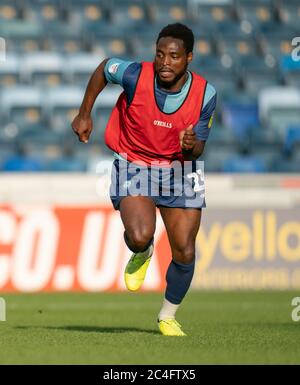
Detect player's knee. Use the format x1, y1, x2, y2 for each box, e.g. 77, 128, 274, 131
173, 245, 195, 265
128, 228, 154, 251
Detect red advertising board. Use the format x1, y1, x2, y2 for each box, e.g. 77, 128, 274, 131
0, 206, 170, 292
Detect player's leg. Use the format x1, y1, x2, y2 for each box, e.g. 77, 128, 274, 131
157, 207, 201, 336
120, 196, 156, 252
120, 196, 156, 291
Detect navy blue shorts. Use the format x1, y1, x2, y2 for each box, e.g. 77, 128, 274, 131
109, 158, 206, 210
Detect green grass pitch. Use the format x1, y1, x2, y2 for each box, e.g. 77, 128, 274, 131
0, 291, 299, 364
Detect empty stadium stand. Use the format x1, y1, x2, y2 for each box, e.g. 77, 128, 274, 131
0, 0, 299, 172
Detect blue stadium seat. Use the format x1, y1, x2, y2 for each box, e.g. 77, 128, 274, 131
259, 86, 300, 140
259, 23, 297, 39
44, 22, 82, 39
0, 142, 15, 169
40, 24, 83, 58
0, 118, 20, 143
131, 36, 156, 61
236, 0, 275, 31
5, 36, 43, 54
217, 36, 258, 62
284, 71, 300, 89
260, 34, 296, 62
23, 143, 61, 164
253, 145, 279, 170
238, 56, 281, 95
93, 107, 113, 140
284, 126, 300, 154
151, 0, 187, 5
222, 101, 259, 140
0, 54, 20, 87
203, 71, 238, 100
23, 1, 66, 24
222, 154, 267, 173
18, 126, 64, 145
244, 72, 281, 96
268, 108, 300, 140
2, 155, 44, 172
277, 0, 300, 30
69, 0, 111, 36
67, 54, 103, 85
90, 36, 130, 59
249, 125, 281, 147
0, 2, 19, 22
46, 156, 87, 172
203, 146, 234, 172
148, 2, 191, 30
110, 2, 149, 33
1, 141, 45, 172
280, 55, 300, 87
45, 139, 87, 171
281, 55, 300, 72
22, 52, 65, 86
43, 36, 85, 54
191, 54, 238, 98
194, 35, 214, 57
207, 124, 236, 146
191, 2, 235, 34
92, 86, 122, 133
47, 85, 120, 133
259, 86, 300, 124
239, 54, 278, 71
272, 154, 300, 173
196, 53, 232, 70
46, 86, 84, 132
0, 20, 43, 39
0, 86, 44, 128
215, 21, 252, 38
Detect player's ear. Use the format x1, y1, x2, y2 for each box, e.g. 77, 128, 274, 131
187, 51, 193, 64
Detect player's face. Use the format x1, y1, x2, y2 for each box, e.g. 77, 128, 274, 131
155, 37, 193, 88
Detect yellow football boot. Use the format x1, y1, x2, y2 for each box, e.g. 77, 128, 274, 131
158, 319, 187, 336
124, 244, 153, 291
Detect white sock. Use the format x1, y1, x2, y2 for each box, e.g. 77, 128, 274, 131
138, 244, 153, 260
158, 298, 180, 321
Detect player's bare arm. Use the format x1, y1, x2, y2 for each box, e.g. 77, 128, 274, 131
72, 58, 109, 143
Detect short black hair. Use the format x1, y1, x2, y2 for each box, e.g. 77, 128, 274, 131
156, 23, 194, 54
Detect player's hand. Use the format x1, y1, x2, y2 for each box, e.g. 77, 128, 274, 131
179, 124, 196, 151
71, 114, 93, 143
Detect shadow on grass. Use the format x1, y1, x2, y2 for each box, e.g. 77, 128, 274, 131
15, 325, 160, 335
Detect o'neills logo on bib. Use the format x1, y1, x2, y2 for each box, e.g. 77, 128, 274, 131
153, 120, 172, 128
